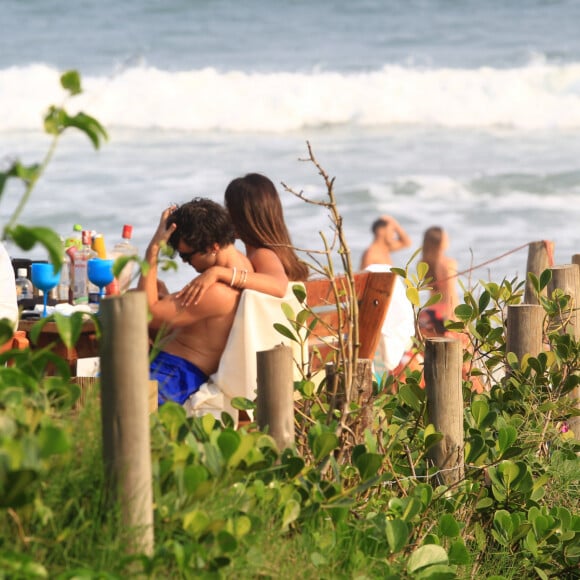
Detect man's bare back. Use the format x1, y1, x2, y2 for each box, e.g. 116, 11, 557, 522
151, 281, 244, 376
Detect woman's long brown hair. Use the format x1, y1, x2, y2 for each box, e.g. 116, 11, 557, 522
421, 226, 444, 285
225, 173, 309, 281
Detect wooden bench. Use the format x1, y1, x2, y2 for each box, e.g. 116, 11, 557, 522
303, 271, 396, 370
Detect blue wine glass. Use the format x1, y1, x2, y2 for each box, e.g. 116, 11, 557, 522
31, 263, 61, 318
87, 258, 115, 310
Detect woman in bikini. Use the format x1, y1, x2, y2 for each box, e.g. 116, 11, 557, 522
178, 173, 308, 305
419, 226, 459, 336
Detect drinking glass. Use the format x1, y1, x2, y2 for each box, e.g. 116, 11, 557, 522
31, 263, 61, 318
87, 258, 115, 310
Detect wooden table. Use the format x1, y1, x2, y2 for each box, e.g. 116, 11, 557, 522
17, 318, 99, 375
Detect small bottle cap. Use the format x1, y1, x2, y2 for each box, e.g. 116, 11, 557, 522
122, 224, 133, 239
73, 224, 83, 232
17, 268, 27, 278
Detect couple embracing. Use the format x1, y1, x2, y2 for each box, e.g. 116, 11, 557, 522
137, 173, 309, 407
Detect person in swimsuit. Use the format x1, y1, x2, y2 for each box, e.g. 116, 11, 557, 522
418, 226, 459, 337
360, 215, 411, 270
177, 173, 308, 306
138, 198, 253, 406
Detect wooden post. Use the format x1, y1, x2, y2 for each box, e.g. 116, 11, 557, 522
524, 241, 554, 305
351, 359, 374, 437
100, 292, 153, 555
549, 264, 580, 440
506, 304, 544, 365
424, 338, 464, 485
256, 344, 295, 450
548, 264, 580, 339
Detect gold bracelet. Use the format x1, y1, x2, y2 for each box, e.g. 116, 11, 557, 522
230, 267, 237, 287
239, 269, 248, 288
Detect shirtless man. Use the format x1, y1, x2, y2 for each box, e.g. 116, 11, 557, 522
138, 198, 253, 406
359, 215, 411, 270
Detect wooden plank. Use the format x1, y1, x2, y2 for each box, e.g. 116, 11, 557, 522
304, 272, 396, 368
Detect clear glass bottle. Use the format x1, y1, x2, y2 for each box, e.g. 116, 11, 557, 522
71, 230, 94, 305
110, 224, 138, 293
15, 267, 34, 306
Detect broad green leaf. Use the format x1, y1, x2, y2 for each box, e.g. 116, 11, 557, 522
60, 70, 82, 95
54, 311, 83, 349
424, 293, 443, 308
62, 111, 109, 149
478, 290, 491, 312
273, 323, 298, 342
407, 544, 448, 574
465, 435, 486, 465
7, 225, 63, 269
454, 303, 474, 321
471, 399, 489, 427
417, 261, 429, 280
406, 287, 420, 307
183, 510, 210, 536
497, 426, 517, 455
539, 268, 552, 290
412, 484, 433, 509
527, 272, 540, 294
312, 432, 339, 461
201, 413, 216, 435
385, 518, 409, 554
231, 397, 256, 411
158, 402, 187, 440
183, 465, 209, 493
280, 302, 295, 321
399, 383, 423, 413
217, 429, 241, 462
38, 425, 70, 458
439, 514, 460, 538
217, 530, 238, 553
282, 499, 300, 530
354, 452, 383, 480
228, 515, 252, 538
291, 283, 307, 303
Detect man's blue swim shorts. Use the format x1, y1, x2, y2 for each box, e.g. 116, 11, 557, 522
150, 351, 209, 406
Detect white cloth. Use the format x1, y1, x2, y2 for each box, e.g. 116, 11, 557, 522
183, 284, 305, 423
0, 243, 18, 331
364, 264, 415, 370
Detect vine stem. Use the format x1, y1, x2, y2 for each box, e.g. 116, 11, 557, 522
4, 133, 60, 237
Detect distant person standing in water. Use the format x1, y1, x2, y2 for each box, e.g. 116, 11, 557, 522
419, 226, 459, 335
360, 215, 411, 270
359, 215, 414, 373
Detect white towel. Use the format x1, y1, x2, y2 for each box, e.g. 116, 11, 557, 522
183, 284, 305, 424
364, 264, 415, 370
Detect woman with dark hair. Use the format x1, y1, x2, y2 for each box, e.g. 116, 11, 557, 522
179, 173, 308, 306
419, 226, 459, 335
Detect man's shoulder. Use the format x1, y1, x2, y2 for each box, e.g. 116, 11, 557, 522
191, 282, 239, 314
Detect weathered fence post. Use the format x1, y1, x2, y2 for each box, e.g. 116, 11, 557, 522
524, 240, 554, 304
351, 359, 374, 438
548, 264, 580, 338
424, 338, 464, 485
505, 304, 544, 365
256, 344, 295, 450
100, 292, 154, 555
549, 264, 580, 440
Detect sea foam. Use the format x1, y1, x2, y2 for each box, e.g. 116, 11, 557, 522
4, 61, 580, 132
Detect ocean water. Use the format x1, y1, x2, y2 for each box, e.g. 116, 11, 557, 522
2, 0, 580, 292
